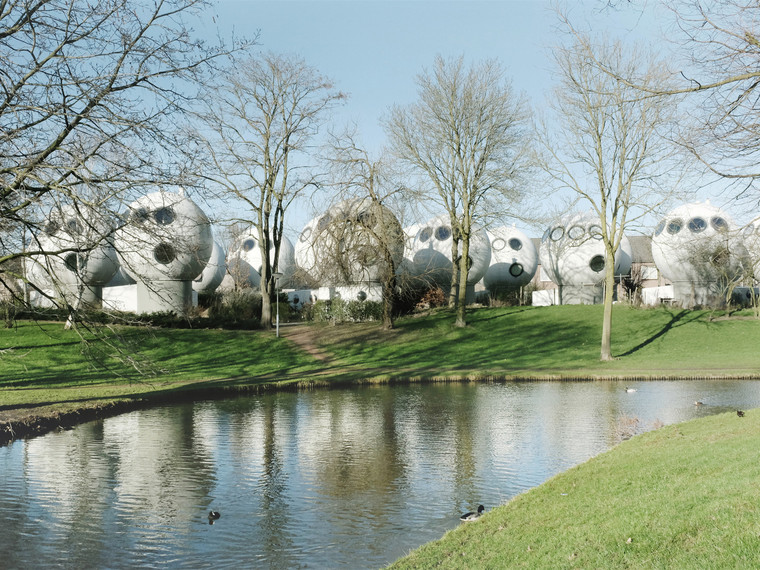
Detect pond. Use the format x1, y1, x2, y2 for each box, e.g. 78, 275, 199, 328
1, 380, 758, 569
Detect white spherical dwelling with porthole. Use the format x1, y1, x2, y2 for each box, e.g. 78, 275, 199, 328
294, 199, 405, 303
651, 202, 746, 307
226, 228, 295, 289
26, 205, 120, 308
483, 226, 538, 296
112, 191, 213, 315
538, 211, 632, 305
409, 214, 491, 303
193, 240, 226, 295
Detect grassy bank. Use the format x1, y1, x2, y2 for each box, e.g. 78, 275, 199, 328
388, 409, 760, 568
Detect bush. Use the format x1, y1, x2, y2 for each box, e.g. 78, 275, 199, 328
302, 298, 383, 323
209, 289, 262, 322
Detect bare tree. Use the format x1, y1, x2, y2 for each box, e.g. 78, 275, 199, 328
537, 33, 683, 360
191, 52, 345, 329
324, 128, 407, 329
384, 55, 530, 327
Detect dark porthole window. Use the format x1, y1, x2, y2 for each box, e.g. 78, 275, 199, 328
667, 218, 683, 235
568, 225, 584, 240
435, 225, 451, 241
654, 220, 666, 237
131, 207, 150, 224
509, 263, 524, 277
317, 214, 332, 232
154, 243, 176, 265
44, 221, 60, 236
589, 255, 605, 273
419, 227, 432, 242
492, 238, 506, 251
550, 226, 564, 241
357, 291, 367, 301
66, 219, 82, 234
688, 217, 707, 233
242, 238, 256, 252
508, 238, 522, 251
300, 227, 312, 243
64, 253, 80, 273
711, 216, 728, 232
154, 207, 175, 226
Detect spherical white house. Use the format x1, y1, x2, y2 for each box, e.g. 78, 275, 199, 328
227, 228, 295, 289
294, 199, 405, 295
193, 240, 226, 294
651, 202, 746, 307
409, 214, 491, 303
741, 217, 760, 281
483, 226, 538, 293
26, 205, 120, 307
114, 191, 213, 315
540, 212, 632, 305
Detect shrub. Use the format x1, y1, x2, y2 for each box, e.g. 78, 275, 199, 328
302, 298, 383, 323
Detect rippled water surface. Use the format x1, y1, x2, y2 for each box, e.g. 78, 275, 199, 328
2, 380, 759, 569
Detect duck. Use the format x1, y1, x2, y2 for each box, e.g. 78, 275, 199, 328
460, 505, 484, 522
737, 410, 745, 417
208, 510, 221, 521
694, 401, 703, 406
625, 387, 637, 393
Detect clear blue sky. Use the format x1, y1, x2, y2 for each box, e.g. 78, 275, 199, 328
202, 1, 670, 235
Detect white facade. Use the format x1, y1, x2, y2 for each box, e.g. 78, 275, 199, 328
483, 226, 538, 293
227, 228, 295, 289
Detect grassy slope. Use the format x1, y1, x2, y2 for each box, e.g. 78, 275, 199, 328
389, 409, 760, 569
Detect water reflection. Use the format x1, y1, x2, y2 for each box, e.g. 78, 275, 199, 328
1, 380, 758, 569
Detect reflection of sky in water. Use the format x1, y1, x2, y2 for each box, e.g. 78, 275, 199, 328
1, 380, 759, 569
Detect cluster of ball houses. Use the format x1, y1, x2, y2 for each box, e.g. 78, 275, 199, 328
21, 190, 760, 315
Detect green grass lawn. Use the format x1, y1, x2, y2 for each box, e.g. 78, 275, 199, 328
388, 408, 760, 569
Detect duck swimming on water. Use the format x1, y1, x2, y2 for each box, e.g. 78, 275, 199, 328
460, 505, 484, 522
208, 510, 221, 524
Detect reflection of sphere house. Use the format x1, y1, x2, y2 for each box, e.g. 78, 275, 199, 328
228, 229, 295, 288
115, 191, 213, 315
193, 240, 226, 294
651, 202, 745, 307
26, 205, 119, 307
540, 212, 632, 304
295, 199, 404, 286
483, 226, 538, 292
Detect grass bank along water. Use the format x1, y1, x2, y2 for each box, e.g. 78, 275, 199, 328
388, 409, 760, 569
1, 305, 758, 443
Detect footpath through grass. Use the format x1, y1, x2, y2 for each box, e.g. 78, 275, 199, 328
389, 409, 760, 569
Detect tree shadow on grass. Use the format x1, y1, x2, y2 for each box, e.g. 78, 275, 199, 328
617, 309, 700, 357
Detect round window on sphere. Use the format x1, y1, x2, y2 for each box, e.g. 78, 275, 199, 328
419, 227, 432, 242
44, 221, 60, 236
492, 238, 506, 251
509, 263, 524, 277
550, 226, 564, 241
568, 225, 584, 240
242, 238, 256, 252
66, 219, 82, 235
153, 207, 175, 226
357, 291, 367, 301
300, 227, 312, 243
589, 255, 605, 273
542, 227, 551, 242
131, 207, 150, 224
154, 242, 176, 265
688, 217, 707, 233
509, 238, 522, 251
654, 220, 666, 237
667, 218, 683, 235
435, 226, 451, 241
589, 225, 603, 240
64, 253, 80, 273
710, 216, 728, 232
317, 214, 332, 232
466, 256, 473, 270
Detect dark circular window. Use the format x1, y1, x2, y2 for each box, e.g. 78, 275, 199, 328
667, 218, 683, 235
154, 242, 176, 265
434, 226, 451, 241
711, 216, 728, 232
589, 255, 605, 273
64, 253, 80, 273
357, 212, 376, 227
654, 220, 666, 237
317, 214, 332, 231
300, 227, 312, 243
509, 263, 524, 277
568, 225, 584, 240
492, 238, 506, 251
589, 225, 603, 240
357, 291, 367, 301
154, 207, 175, 226
44, 221, 60, 236
508, 238, 522, 251
419, 227, 432, 242
66, 219, 82, 234
242, 238, 256, 252
131, 207, 150, 224
688, 217, 707, 233
550, 226, 564, 241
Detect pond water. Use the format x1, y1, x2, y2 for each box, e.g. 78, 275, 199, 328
1, 380, 759, 569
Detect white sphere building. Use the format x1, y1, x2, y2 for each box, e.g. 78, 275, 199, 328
227, 228, 296, 289
295, 199, 404, 301
114, 191, 213, 315
539, 212, 632, 305
409, 214, 491, 303
193, 240, 226, 294
651, 202, 746, 307
483, 226, 538, 294
26, 205, 120, 308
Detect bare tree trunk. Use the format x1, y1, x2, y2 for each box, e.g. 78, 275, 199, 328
600, 261, 615, 361
455, 240, 469, 328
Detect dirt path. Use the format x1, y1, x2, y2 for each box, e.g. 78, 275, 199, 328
278, 324, 333, 363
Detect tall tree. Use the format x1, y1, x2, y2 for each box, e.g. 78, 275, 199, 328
192, 52, 345, 329
384, 55, 530, 327
537, 32, 682, 361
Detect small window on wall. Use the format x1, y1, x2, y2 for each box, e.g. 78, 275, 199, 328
667, 218, 683, 235
434, 226, 451, 241
550, 227, 564, 241
242, 238, 256, 252
154, 207, 175, 226
300, 227, 312, 243
492, 238, 506, 251
131, 207, 150, 224
654, 220, 666, 236
357, 291, 367, 301
589, 225, 603, 240
710, 217, 728, 232
419, 227, 432, 242
688, 217, 707, 233
641, 266, 658, 280
509, 263, 524, 277
508, 238, 522, 251
64, 253, 80, 273
589, 255, 605, 273
567, 226, 584, 240
154, 243, 176, 265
